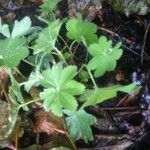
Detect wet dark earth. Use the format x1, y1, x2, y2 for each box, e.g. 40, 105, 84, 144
0, 0, 150, 150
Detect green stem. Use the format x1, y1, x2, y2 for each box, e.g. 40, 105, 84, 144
39, 53, 45, 65
85, 66, 98, 89
70, 41, 77, 55
58, 35, 71, 52
22, 59, 36, 67
14, 68, 27, 80
19, 98, 41, 109
35, 53, 40, 65
76, 64, 84, 75
54, 47, 68, 65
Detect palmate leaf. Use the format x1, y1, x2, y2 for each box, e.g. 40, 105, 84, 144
40, 63, 85, 116
64, 109, 96, 142
0, 101, 20, 140
23, 71, 41, 92
23, 65, 43, 92
0, 37, 29, 68
87, 36, 123, 77
8, 71, 28, 111
40, 0, 60, 13
0, 18, 10, 38
0, 17, 32, 38
66, 18, 98, 46
11, 16, 32, 38
34, 20, 62, 54
81, 83, 140, 108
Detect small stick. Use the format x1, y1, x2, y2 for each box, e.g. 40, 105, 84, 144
0, 80, 10, 103
99, 27, 134, 44
141, 21, 150, 64
96, 106, 141, 111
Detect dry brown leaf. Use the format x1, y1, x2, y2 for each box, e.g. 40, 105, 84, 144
32, 109, 66, 135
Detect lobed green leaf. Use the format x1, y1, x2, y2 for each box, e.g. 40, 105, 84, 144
11, 17, 32, 38
40, 63, 85, 116
87, 36, 123, 77
0, 37, 28, 68
81, 83, 140, 108
34, 20, 62, 54
66, 18, 98, 46
64, 109, 96, 142
40, 0, 60, 13
0, 18, 10, 38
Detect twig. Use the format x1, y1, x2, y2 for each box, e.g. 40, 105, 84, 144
65, 132, 77, 150
15, 126, 19, 150
114, 109, 150, 117
78, 140, 133, 150
0, 80, 10, 103
95, 134, 130, 140
99, 27, 134, 44
0, 3, 8, 11
141, 21, 150, 64
116, 94, 129, 107
97, 106, 141, 111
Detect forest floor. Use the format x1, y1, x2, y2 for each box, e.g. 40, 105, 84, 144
0, 0, 150, 150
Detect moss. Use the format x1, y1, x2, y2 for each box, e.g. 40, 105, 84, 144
109, 0, 150, 16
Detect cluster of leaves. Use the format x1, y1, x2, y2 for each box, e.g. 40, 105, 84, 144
0, 0, 140, 147
0, 17, 31, 67
40, 0, 61, 14
66, 18, 123, 77
66, 18, 98, 46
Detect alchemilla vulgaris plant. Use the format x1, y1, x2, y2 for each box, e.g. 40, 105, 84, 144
0, 0, 140, 149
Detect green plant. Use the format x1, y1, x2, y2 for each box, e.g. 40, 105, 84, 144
64, 109, 96, 142
40, 63, 85, 116
0, 37, 28, 67
40, 0, 61, 14
81, 83, 140, 109
87, 36, 123, 77
0, 17, 34, 68
33, 20, 62, 54
66, 17, 98, 46
0, 9, 140, 148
